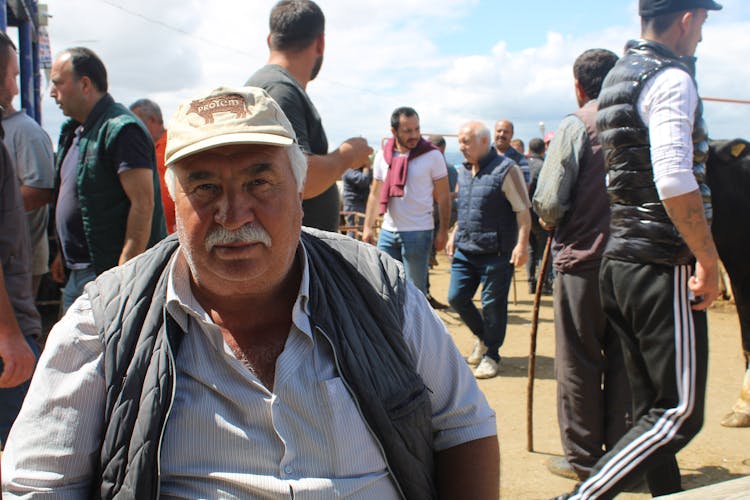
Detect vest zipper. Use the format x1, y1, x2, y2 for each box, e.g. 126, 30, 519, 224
155, 313, 178, 499
315, 325, 407, 500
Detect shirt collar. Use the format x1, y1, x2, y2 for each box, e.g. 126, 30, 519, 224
462, 147, 499, 171
80, 93, 115, 133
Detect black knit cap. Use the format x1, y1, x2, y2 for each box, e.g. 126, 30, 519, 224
639, 0, 722, 17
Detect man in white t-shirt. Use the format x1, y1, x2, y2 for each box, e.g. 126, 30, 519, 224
363, 107, 450, 295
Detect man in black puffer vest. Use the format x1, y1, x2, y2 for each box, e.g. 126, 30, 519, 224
2, 86, 499, 499
551, 1, 723, 499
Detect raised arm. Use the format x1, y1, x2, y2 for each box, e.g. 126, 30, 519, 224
303, 138, 372, 198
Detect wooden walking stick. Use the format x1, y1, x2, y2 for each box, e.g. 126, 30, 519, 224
527, 231, 554, 452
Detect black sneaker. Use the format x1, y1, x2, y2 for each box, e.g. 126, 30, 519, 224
427, 295, 449, 310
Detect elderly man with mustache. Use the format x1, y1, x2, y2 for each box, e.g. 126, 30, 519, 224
2, 86, 499, 499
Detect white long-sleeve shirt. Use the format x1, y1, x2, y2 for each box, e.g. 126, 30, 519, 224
638, 66, 700, 200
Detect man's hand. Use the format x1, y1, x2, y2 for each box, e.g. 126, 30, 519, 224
304, 138, 373, 199
51, 252, 65, 283
510, 243, 528, 267
689, 260, 720, 311
662, 189, 720, 311
362, 179, 383, 246
434, 228, 449, 253
338, 137, 373, 169
538, 217, 555, 231
0, 333, 35, 388
362, 227, 377, 245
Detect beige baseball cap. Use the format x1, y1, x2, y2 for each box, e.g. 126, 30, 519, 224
165, 86, 296, 166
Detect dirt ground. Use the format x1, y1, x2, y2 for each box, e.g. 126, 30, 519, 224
427, 254, 750, 499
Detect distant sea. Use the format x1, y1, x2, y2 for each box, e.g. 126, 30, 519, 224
445, 151, 464, 168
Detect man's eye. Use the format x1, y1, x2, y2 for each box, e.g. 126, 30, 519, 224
195, 184, 219, 194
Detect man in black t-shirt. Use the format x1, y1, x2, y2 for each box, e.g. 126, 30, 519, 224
246, 0, 372, 232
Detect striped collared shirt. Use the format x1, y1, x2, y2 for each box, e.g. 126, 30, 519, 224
2, 243, 496, 498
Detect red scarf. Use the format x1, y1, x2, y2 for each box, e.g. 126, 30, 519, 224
379, 137, 436, 215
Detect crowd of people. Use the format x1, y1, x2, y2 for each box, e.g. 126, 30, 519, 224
0, 0, 737, 498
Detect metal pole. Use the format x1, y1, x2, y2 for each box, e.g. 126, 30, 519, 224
702, 96, 750, 105
19, 20, 34, 119
32, 1, 41, 124
0, 0, 7, 32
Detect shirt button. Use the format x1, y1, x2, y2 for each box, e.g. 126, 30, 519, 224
284, 465, 294, 474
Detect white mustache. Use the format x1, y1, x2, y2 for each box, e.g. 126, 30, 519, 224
205, 223, 272, 251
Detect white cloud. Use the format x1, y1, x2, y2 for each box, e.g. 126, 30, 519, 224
39, 0, 750, 153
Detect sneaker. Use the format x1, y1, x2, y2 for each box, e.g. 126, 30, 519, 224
545, 456, 579, 481
466, 340, 488, 366
427, 294, 449, 310
474, 356, 499, 379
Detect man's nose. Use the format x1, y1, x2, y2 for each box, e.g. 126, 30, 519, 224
214, 189, 255, 229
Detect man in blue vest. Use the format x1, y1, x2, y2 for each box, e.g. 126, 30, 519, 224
448, 121, 531, 379
2, 86, 500, 499
48, 47, 166, 312
552, 0, 722, 498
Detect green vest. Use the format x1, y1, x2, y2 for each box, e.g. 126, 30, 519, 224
56, 94, 166, 274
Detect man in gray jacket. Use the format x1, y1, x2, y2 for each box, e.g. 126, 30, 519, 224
2, 86, 499, 499
533, 48, 629, 482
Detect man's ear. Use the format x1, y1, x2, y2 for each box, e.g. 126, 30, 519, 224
679, 10, 694, 35
316, 33, 325, 56
574, 79, 589, 105
79, 75, 94, 95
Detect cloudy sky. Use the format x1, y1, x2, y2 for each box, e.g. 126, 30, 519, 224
32, 0, 750, 156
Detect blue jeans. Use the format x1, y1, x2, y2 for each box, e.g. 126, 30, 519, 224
62, 265, 97, 314
377, 228, 433, 295
0, 335, 39, 446
448, 247, 514, 361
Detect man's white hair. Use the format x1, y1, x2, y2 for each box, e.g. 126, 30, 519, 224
164, 144, 308, 200
476, 125, 491, 144
459, 121, 491, 144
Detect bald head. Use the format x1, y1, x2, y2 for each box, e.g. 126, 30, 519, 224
494, 119, 514, 153
458, 121, 491, 166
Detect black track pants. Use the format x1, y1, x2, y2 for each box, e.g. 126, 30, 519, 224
571, 259, 708, 499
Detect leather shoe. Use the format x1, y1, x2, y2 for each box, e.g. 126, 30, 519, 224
546, 456, 578, 480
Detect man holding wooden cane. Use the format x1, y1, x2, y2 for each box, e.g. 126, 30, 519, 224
533, 48, 630, 482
